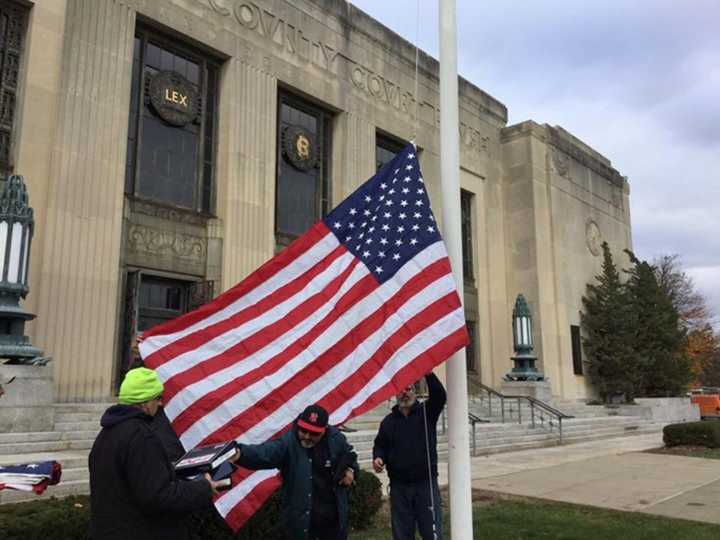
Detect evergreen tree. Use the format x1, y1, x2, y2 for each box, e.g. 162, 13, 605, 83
581, 242, 636, 401
624, 250, 692, 396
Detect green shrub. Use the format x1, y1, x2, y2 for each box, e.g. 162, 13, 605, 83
348, 468, 383, 531
663, 421, 720, 448
0, 469, 383, 539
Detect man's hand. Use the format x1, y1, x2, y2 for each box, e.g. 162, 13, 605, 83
229, 448, 241, 464
338, 467, 354, 486
204, 473, 224, 496
372, 457, 385, 473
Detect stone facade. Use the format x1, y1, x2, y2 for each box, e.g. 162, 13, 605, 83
9, 0, 630, 402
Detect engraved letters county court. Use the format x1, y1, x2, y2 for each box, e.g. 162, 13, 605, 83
207, 0, 489, 155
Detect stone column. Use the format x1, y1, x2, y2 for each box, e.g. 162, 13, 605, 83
332, 111, 375, 204
216, 59, 277, 292
32, 0, 135, 401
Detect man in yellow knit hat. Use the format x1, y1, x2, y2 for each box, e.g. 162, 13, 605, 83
89, 367, 222, 540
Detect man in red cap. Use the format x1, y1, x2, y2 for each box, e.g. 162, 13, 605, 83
237, 404, 358, 540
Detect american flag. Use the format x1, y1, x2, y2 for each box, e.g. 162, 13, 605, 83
0, 461, 62, 494
139, 143, 468, 530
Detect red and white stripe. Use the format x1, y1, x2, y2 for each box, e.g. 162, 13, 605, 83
139, 222, 468, 531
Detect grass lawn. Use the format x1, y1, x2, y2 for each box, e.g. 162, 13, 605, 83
350, 491, 720, 540
646, 445, 720, 460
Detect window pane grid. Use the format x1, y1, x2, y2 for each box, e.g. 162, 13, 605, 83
571, 325, 583, 375
375, 133, 405, 171
276, 94, 331, 244
125, 28, 217, 213
461, 190, 474, 282
466, 320, 477, 373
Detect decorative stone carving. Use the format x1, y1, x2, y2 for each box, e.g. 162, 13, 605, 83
128, 225, 206, 261
148, 71, 199, 127
131, 200, 207, 226
585, 219, 602, 257
0, 2, 27, 177
552, 150, 570, 177
282, 125, 316, 171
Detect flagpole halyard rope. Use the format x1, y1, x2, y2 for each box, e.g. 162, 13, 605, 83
423, 393, 438, 540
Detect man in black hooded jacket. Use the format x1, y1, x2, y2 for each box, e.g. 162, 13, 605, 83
89, 367, 219, 540
372, 372, 446, 540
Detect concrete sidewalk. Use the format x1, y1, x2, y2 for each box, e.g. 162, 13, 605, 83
378, 433, 720, 524
377, 433, 664, 493
464, 432, 720, 524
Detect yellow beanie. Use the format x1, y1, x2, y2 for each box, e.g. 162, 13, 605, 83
118, 367, 164, 405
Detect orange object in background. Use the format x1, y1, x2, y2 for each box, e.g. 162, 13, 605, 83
690, 394, 720, 419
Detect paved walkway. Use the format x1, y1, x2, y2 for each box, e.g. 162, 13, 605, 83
378, 433, 720, 524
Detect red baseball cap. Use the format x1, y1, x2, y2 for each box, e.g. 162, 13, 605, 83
297, 404, 329, 434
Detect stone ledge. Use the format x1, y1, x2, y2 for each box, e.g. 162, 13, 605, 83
606, 397, 700, 424
0, 365, 55, 432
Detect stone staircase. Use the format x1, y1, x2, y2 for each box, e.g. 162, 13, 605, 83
345, 403, 659, 468
0, 403, 107, 504
0, 398, 663, 504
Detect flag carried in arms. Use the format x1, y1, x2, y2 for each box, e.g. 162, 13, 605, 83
139, 144, 469, 531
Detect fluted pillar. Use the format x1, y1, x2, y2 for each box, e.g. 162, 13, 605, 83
217, 59, 277, 292
33, 0, 135, 401
333, 111, 375, 204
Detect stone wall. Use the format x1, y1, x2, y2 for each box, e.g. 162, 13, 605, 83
12, 0, 629, 402
610, 398, 700, 424
500, 122, 631, 399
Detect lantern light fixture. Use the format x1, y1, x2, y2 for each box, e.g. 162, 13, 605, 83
0, 175, 45, 364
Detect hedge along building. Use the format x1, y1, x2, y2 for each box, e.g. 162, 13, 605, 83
11, 0, 630, 403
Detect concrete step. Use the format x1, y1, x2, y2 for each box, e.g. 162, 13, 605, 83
54, 412, 104, 423
471, 424, 659, 448
0, 451, 89, 469
346, 419, 656, 456
0, 430, 97, 446
342, 416, 646, 443
351, 423, 659, 459
0, 478, 89, 504
0, 438, 94, 455
55, 421, 100, 433
53, 403, 114, 414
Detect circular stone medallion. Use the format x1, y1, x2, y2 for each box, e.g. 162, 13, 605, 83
585, 219, 602, 256
282, 125, 317, 171
148, 71, 199, 127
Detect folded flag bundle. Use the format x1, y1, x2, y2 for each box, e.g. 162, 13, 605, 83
174, 441, 237, 490
0, 461, 62, 494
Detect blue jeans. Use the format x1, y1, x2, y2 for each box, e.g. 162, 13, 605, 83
390, 479, 442, 540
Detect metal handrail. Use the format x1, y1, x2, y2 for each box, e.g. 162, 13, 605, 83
466, 379, 575, 452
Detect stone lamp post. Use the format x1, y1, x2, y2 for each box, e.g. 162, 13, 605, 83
501, 294, 551, 402
0, 175, 53, 433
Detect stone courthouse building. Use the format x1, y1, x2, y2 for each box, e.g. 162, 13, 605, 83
7, 0, 630, 403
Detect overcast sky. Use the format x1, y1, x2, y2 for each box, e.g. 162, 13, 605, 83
350, 0, 720, 328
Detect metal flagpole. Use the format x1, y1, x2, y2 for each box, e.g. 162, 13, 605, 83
439, 0, 474, 537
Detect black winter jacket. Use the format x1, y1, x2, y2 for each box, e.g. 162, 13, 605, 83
89, 405, 212, 540
372, 373, 447, 483
150, 406, 186, 462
